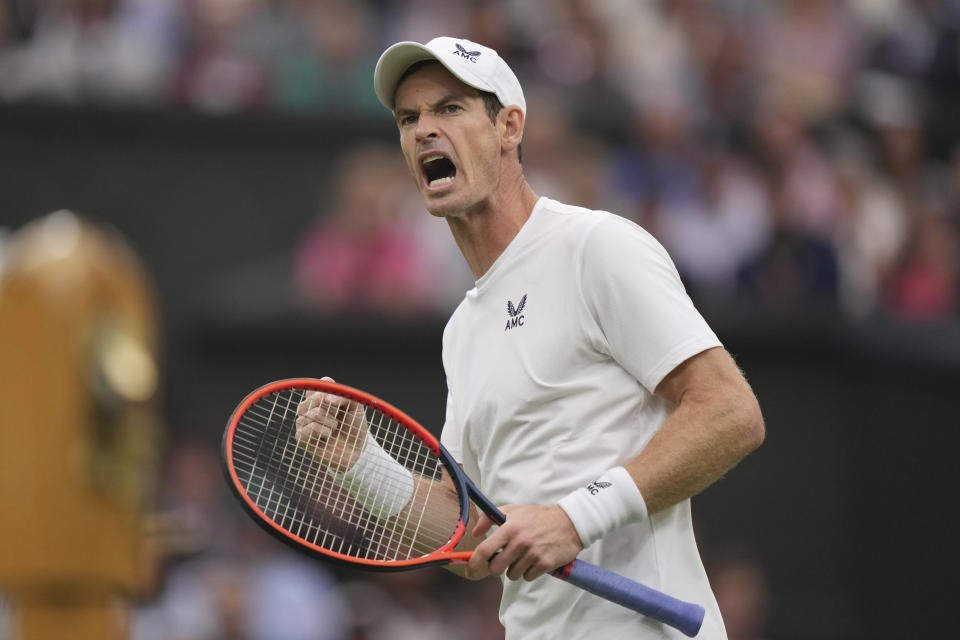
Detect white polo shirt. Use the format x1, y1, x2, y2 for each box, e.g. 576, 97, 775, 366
440, 197, 727, 639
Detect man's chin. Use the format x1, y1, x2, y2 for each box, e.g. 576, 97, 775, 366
422, 192, 464, 218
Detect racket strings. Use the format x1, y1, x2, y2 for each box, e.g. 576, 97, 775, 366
230, 387, 461, 563
235, 405, 403, 560
237, 397, 404, 558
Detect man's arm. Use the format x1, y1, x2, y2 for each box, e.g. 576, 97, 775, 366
465, 346, 764, 581
296, 382, 467, 557
628, 345, 765, 513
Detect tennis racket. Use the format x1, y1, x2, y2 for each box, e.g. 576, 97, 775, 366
221, 378, 704, 637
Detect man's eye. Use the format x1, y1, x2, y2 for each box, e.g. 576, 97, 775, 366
399, 115, 417, 126
442, 104, 461, 114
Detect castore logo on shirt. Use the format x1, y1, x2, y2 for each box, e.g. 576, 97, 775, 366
505, 294, 527, 331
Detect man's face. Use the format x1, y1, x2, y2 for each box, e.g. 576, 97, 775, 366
393, 63, 502, 217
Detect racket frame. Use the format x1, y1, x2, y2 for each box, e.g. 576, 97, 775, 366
221, 378, 470, 571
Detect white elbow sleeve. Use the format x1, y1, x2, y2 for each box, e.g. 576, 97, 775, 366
332, 432, 415, 519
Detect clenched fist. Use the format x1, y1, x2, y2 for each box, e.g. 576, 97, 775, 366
294, 377, 370, 473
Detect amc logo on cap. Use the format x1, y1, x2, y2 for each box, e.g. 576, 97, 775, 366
454, 42, 481, 63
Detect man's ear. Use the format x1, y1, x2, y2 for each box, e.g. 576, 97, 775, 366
499, 105, 524, 157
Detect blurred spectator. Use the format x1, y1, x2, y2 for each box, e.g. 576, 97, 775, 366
737, 176, 840, 309
754, 0, 863, 125
172, 0, 268, 112
609, 97, 702, 230
266, 1, 382, 115
697, 10, 759, 137
342, 570, 503, 640
521, 88, 617, 211
133, 550, 351, 640
461, 0, 525, 66
881, 201, 959, 321
708, 550, 771, 640
750, 99, 843, 240
0, 0, 174, 104
530, 0, 605, 89
851, 0, 940, 80
294, 143, 472, 316
863, 75, 927, 195
518, 88, 577, 201
833, 138, 909, 317
153, 439, 247, 558
380, 0, 469, 48
655, 145, 773, 301
593, 0, 705, 116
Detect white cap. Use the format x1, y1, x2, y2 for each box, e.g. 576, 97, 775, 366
374, 36, 526, 115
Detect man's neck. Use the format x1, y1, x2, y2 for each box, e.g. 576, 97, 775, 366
446, 178, 539, 280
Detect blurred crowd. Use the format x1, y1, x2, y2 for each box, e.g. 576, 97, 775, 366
3, 0, 960, 322
2, 2, 877, 638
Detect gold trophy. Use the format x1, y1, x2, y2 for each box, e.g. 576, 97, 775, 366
0, 211, 161, 639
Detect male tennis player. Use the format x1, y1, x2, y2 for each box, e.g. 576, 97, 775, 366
367, 36, 763, 639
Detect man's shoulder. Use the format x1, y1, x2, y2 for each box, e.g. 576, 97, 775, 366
538, 196, 614, 221
537, 197, 654, 248
443, 294, 470, 332
533, 197, 624, 241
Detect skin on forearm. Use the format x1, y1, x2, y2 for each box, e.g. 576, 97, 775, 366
295, 387, 469, 559
297, 430, 466, 559
380, 468, 465, 556
445, 501, 487, 578
383, 476, 495, 580
627, 347, 765, 514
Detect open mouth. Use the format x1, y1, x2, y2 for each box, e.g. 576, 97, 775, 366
421, 154, 457, 188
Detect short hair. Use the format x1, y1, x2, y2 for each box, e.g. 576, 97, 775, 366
479, 92, 523, 164
396, 61, 522, 164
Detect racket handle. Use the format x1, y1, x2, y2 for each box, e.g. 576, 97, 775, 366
464, 476, 703, 634
551, 559, 705, 637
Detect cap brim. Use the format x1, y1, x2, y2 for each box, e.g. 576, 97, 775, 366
374, 42, 439, 111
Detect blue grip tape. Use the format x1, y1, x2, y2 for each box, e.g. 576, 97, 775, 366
561, 559, 705, 637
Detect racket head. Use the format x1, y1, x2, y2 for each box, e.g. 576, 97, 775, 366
221, 378, 470, 571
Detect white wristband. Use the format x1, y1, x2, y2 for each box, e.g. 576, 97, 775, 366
557, 466, 648, 549
332, 432, 414, 519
